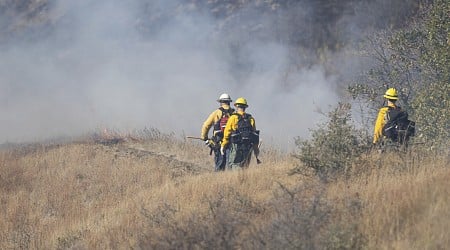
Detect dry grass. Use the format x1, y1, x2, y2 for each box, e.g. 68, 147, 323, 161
0, 134, 448, 249
349, 153, 449, 249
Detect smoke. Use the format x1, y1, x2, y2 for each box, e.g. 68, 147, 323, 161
0, 0, 345, 148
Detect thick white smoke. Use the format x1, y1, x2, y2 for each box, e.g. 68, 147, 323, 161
0, 0, 339, 148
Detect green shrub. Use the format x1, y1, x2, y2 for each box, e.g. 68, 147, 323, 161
292, 103, 370, 180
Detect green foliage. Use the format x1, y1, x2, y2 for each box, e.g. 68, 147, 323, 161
349, 0, 449, 148
293, 103, 370, 180
411, 0, 450, 145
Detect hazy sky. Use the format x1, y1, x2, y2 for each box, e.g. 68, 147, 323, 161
0, 0, 345, 148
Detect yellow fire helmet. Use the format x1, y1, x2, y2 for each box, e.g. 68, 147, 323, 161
383, 88, 399, 100
234, 97, 248, 107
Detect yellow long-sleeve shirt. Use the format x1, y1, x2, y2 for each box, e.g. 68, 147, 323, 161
373, 102, 397, 144
222, 111, 256, 148
200, 104, 232, 140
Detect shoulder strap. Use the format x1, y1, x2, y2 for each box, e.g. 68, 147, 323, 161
386, 105, 401, 110
231, 112, 241, 118
218, 107, 234, 117
232, 113, 252, 119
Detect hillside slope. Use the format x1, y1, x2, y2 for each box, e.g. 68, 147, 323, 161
1, 135, 449, 249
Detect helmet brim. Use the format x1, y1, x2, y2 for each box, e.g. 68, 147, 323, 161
217, 99, 232, 103
383, 94, 398, 100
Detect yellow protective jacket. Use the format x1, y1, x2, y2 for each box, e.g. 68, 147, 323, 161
373, 102, 397, 144
201, 104, 232, 140
221, 110, 256, 148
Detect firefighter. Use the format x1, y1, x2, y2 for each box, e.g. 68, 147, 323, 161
200, 93, 235, 171
221, 97, 259, 170
373, 88, 400, 144
374, 87, 416, 149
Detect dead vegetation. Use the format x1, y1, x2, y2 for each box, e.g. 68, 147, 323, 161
0, 128, 449, 249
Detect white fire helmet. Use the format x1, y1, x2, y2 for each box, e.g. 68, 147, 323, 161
217, 93, 232, 102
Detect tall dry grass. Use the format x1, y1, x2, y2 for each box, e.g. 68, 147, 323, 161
0, 134, 448, 249
338, 151, 450, 249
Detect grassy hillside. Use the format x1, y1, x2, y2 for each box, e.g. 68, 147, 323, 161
0, 1, 448, 249
1, 132, 448, 249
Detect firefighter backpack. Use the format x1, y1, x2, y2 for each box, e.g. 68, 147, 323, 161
382, 106, 415, 142
230, 113, 259, 145
213, 107, 234, 138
